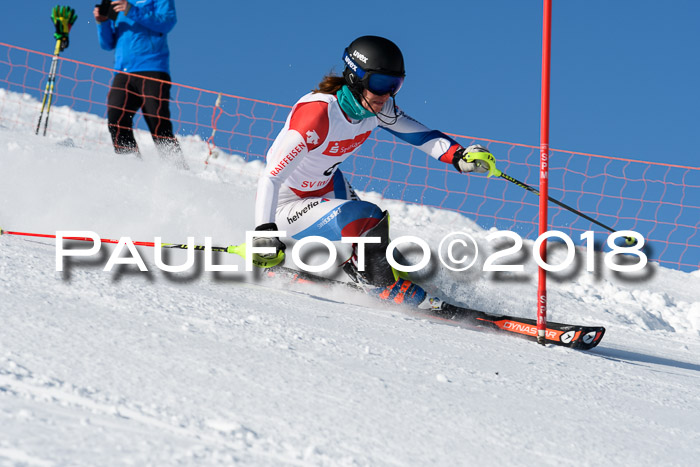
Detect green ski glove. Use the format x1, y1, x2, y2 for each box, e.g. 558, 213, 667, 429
452, 144, 501, 178
51, 5, 78, 51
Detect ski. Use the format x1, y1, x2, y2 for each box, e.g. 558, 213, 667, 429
263, 265, 606, 350
431, 303, 605, 350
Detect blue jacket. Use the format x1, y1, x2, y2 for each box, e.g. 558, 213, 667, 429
97, 0, 177, 74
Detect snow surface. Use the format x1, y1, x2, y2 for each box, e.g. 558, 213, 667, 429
1, 90, 699, 466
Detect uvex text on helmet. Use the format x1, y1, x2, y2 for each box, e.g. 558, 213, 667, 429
343, 36, 405, 94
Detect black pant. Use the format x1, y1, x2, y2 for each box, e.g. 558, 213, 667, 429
107, 71, 181, 156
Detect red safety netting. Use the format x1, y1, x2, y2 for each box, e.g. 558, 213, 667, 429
1, 42, 698, 271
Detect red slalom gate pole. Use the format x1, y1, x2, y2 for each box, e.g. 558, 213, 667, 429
537, 0, 552, 345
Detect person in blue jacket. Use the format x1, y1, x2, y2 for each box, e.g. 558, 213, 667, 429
94, 0, 186, 168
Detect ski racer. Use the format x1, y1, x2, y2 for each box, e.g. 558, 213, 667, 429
252, 35, 495, 305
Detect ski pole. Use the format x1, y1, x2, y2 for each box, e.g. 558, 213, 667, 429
1, 228, 360, 291
0, 228, 286, 268
465, 151, 637, 245
36, 6, 77, 136
35, 38, 62, 135
498, 171, 637, 244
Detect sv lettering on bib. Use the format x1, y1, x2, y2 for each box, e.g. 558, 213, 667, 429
301, 180, 330, 189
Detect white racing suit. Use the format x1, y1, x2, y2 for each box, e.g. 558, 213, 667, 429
255, 91, 461, 241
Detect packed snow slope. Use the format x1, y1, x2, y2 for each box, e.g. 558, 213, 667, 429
1, 90, 699, 466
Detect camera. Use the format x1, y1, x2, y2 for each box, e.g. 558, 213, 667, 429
96, 0, 118, 21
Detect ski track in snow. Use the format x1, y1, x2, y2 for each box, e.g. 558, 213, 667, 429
1, 90, 699, 465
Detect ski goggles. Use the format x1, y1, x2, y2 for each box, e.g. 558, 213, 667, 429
342, 51, 405, 96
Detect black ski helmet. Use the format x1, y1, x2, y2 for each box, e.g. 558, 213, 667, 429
342, 35, 405, 96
